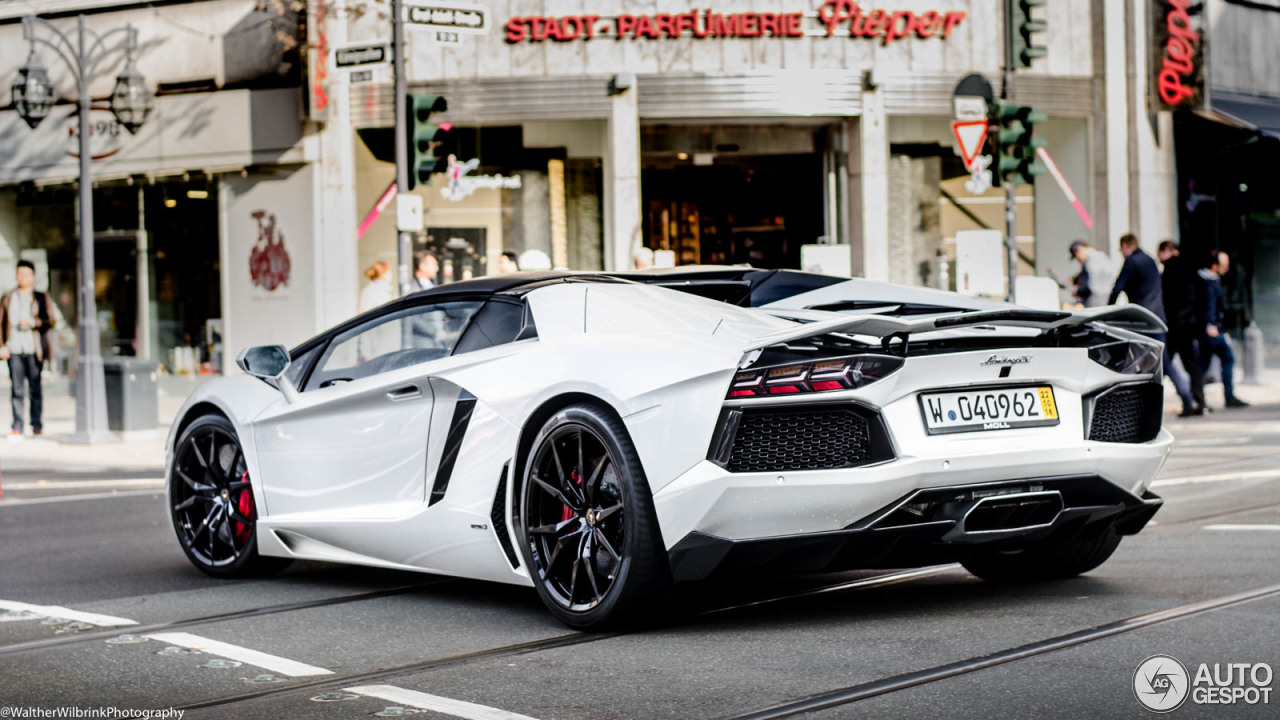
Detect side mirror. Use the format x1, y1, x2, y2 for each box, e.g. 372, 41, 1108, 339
236, 345, 291, 379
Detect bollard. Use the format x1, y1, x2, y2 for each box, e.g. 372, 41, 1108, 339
1242, 321, 1266, 385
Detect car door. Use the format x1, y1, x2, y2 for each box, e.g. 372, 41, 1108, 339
252, 299, 484, 518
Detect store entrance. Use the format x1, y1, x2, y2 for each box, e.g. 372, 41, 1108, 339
641, 123, 827, 269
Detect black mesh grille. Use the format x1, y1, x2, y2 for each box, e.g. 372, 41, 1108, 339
490, 465, 520, 569
1089, 388, 1150, 443
727, 407, 874, 473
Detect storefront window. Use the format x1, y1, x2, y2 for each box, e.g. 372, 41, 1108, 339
0, 179, 222, 376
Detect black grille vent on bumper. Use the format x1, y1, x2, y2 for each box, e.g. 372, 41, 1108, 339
1087, 384, 1163, 443
710, 404, 895, 473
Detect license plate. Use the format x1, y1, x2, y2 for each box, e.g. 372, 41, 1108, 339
920, 386, 1059, 435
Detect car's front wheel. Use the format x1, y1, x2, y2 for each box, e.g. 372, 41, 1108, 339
961, 523, 1122, 583
517, 404, 670, 630
169, 414, 291, 578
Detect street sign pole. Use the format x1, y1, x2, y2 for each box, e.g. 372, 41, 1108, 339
1002, 0, 1018, 304
392, 0, 412, 296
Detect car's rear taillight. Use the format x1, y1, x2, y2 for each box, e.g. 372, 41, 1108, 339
728, 354, 903, 398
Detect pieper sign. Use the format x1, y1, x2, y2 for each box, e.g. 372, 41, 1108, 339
505, 2, 966, 44
1155, 0, 1202, 107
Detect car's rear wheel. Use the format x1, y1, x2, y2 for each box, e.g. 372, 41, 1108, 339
961, 523, 1122, 583
169, 414, 290, 578
517, 404, 670, 630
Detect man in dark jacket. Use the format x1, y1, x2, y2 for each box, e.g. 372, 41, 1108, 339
1200, 250, 1248, 408
1, 260, 55, 436
1157, 240, 1206, 416
1109, 234, 1194, 413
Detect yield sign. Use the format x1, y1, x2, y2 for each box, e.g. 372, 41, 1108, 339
951, 120, 989, 170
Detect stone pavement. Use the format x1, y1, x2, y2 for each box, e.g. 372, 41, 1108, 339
1, 368, 1278, 480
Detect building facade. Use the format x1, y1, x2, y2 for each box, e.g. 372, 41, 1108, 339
344, 0, 1175, 301
11, 1, 1276, 374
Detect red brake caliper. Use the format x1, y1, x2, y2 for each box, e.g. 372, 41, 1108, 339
560, 468, 583, 522
233, 470, 254, 543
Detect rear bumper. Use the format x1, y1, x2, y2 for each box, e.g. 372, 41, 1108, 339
666, 475, 1163, 582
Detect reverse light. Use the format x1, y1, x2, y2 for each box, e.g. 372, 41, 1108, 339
1088, 338, 1162, 375
728, 354, 904, 399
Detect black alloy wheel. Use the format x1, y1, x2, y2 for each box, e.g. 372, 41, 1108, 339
519, 404, 669, 629
169, 414, 290, 577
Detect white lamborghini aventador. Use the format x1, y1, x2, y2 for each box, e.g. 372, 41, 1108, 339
165, 270, 1172, 629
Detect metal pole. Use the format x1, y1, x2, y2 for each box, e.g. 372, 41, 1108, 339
1002, 0, 1018, 304
71, 14, 112, 442
392, 0, 411, 296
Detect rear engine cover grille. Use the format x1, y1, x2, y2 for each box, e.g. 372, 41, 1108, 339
1088, 386, 1161, 443
727, 407, 873, 473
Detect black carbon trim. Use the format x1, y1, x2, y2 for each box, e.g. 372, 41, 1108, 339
490, 463, 520, 569
429, 391, 476, 506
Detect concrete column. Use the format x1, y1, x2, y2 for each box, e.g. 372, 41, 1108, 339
312, 7, 359, 330
1128, 0, 1179, 251
1102, 0, 1131, 254
856, 87, 890, 282
605, 78, 641, 272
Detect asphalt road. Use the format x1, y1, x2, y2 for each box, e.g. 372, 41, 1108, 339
2, 405, 1278, 720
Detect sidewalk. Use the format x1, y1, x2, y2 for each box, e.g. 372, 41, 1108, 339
0, 375, 208, 476
2, 368, 1279, 479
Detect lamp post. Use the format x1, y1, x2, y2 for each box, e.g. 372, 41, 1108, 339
11, 15, 152, 443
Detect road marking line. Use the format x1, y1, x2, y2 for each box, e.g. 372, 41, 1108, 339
2, 478, 164, 490
1203, 524, 1280, 532
0, 600, 137, 627
1151, 469, 1280, 488
0, 489, 164, 506
0, 614, 40, 622
144, 632, 334, 677
346, 685, 540, 720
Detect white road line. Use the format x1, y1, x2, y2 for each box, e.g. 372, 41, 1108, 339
2, 478, 164, 490
1203, 524, 1280, 532
0, 599, 137, 627
0, 489, 164, 506
144, 632, 334, 677
346, 685, 540, 720
1151, 469, 1280, 488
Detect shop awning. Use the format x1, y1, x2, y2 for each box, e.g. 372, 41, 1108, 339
1204, 91, 1280, 140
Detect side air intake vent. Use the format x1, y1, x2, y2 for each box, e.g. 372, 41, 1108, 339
490, 464, 520, 569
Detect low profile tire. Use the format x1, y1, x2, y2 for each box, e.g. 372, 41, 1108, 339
517, 403, 671, 630
961, 524, 1123, 583
169, 414, 291, 578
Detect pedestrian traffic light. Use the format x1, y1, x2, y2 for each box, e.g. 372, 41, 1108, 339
407, 93, 449, 189
992, 101, 1047, 186
1010, 0, 1047, 68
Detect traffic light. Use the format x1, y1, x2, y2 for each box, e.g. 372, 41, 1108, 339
1010, 0, 1047, 68
992, 101, 1047, 186
407, 93, 450, 189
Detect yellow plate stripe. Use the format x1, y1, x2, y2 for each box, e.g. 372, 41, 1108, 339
1038, 386, 1058, 419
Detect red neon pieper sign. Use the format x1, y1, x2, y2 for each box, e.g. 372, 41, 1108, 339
1156, 0, 1200, 107
505, 2, 966, 45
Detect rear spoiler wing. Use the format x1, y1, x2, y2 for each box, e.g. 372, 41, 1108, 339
744, 305, 1168, 352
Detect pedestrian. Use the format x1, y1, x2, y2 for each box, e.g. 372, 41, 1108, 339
1199, 250, 1249, 408
412, 251, 439, 291
1107, 234, 1195, 414
1068, 239, 1115, 308
1157, 240, 1206, 416
496, 251, 520, 275
633, 247, 655, 270
1, 260, 55, 437
360, 261, 394, 312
